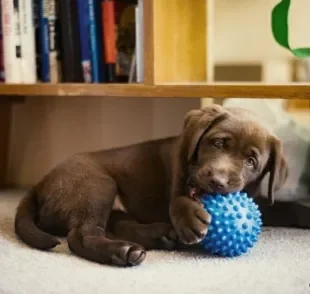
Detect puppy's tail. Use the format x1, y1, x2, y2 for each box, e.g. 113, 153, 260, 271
14, 189, 60, 250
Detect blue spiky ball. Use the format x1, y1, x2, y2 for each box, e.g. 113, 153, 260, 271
200, 192, 262, 257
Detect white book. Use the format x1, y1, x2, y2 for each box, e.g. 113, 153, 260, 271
48, 0, 60, 83
14, 4, 23, 81
1, 0, 23, 83
19, 0, 36, 83
135, 0, 144, 83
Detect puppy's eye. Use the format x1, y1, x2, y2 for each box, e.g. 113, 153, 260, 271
245, 157, 256, 167
212, 139, 224, 149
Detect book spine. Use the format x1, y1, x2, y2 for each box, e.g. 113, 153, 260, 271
1, 0, 22, 83
0, 5, 5, 82
13, 0, 23, 82
77, 0, 92, 83
58, 0, 83, 82
95, 0, 107, 82
135, 0, 143, 83
48, 0, 60, 83
102, 0, 116, 83
88, 0, 100, 82
88, 0, 107, 83
33, 0, 41, 81
19, 0, 36, 83
39, 0, 50, 82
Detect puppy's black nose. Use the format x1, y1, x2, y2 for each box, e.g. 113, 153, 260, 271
209, 176, 227, 192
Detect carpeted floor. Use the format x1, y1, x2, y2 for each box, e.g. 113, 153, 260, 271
0, 189, 309, 294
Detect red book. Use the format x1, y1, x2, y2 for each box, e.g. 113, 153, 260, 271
102, 0, 116, 82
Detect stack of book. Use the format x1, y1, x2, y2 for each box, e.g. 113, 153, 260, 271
0, 0, 143, 84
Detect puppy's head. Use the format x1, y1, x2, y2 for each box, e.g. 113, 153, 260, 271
180, 105, 288, 205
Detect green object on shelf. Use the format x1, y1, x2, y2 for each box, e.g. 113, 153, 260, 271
271, 0, 310, 58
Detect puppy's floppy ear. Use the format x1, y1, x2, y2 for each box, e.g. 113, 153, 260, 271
181, 105, 227, 162
267, 136, 289, 205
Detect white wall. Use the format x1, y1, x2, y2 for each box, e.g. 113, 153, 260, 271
214, 0, 310, 63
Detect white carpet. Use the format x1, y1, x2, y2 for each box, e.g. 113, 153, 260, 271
0, 190, 309, 294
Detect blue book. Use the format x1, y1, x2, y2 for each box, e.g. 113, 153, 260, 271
39, 0, 50, 82
88, 0, 106, 83
77, 0, 92, 83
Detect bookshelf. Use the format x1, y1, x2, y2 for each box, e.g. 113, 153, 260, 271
0, 0, 309, 187
0, 0, 309, 100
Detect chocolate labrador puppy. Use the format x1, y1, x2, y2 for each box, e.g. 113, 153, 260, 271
15, 105, 288, 266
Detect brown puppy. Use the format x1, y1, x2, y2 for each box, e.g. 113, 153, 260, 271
14, 105, 288, 266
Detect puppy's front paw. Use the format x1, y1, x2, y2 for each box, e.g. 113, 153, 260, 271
145, 223, 178, 250
159, 227, 178, 250
174, 205, 211, 245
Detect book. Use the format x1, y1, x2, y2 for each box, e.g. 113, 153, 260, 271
39, 0, 50, 82
48, 0, 61, 83
88, 0, 106, 83
114, 1, 135, 82
0, 5, 5, 82
33, 0, 41, 81
13, 0, 23, 82
19, 0, 36, 83
135, 0, 143, 83
58, 0, 83, 82
1, 0, 23, 83
77, 0, 92, 83
102, 0, 116, 82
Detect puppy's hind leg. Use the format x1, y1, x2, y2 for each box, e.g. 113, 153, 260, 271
67, 176, 146, 266
68, 225, 146, 266
107, 211, 178, 250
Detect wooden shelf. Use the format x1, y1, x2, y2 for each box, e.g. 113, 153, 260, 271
0, 83, 310, 99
